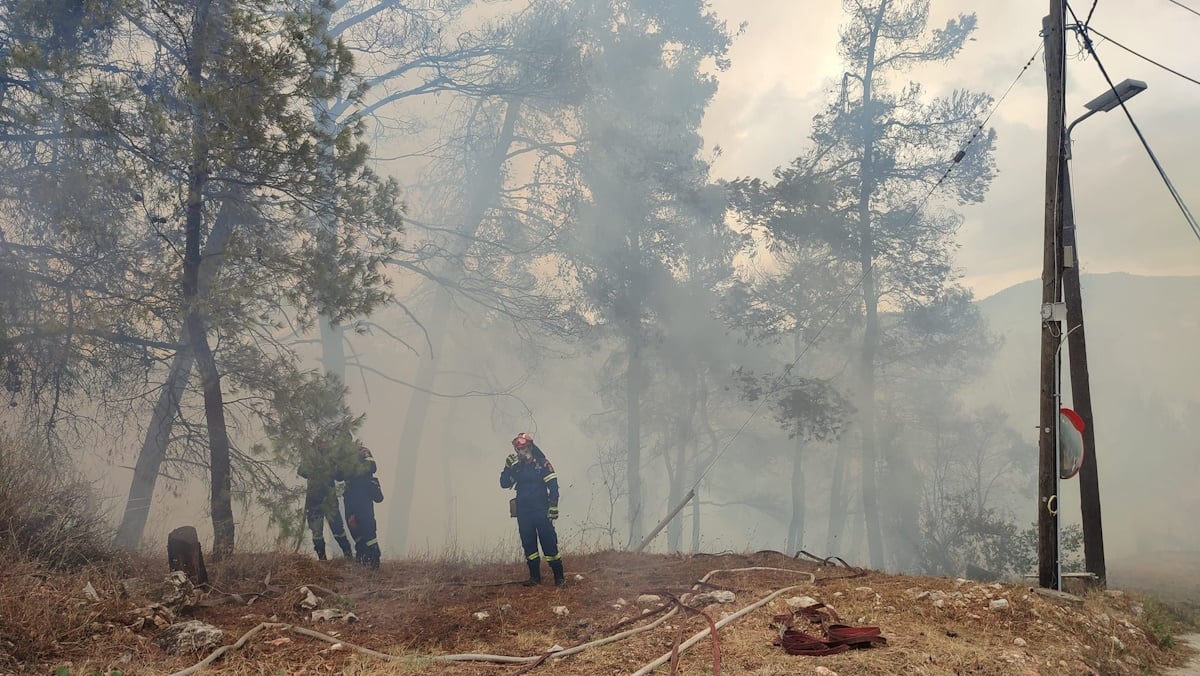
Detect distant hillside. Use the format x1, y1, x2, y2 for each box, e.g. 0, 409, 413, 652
973, 273, 1200, 559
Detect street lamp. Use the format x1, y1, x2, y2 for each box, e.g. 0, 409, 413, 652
1054, 76, 1147, 589
1065, 79, 1148, 158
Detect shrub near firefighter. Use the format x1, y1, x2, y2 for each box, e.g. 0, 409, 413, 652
500, 433, 565, 587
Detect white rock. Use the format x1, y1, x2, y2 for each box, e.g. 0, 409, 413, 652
574, 574, 584, 581
884, 606, 896, 612
786, 595, 820, 609
815, 667, 839, 676
83, 582, 101, 602
1110, 636, 1126, 651
1014, 638, 1027, 647
473, 611, 490, 621
990, 598, 1011, 611
636, 594, 662, 605
553, 606, 570, 616
711, 590, 736, 604
832, 591, 844, 598
915, 591, 931, 601
929, 590, 948, 602
548, 644, 564, 652
932, 599, 945, 609
954, 578, 968, 587
500, 604, 512, 613
152, 620, 224, 655
614, 597, 628, 607
312, 609, 342, 622
342, 612, 358, 624
855, 586, 874, 595
298, 586, 321, 611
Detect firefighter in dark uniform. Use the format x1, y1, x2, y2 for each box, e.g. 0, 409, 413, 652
299, 436, 353, 561
500, 432, 565, 587
342, 444, 384, 570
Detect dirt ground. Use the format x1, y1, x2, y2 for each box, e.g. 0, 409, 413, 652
9, 549, 1197, 675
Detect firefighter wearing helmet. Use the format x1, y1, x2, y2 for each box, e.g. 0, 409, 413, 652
500, 433, 565, 587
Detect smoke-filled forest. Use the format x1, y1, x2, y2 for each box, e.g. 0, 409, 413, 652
2, 0, 1198, 591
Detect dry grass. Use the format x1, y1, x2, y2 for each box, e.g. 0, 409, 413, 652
1, 548, 1196, 674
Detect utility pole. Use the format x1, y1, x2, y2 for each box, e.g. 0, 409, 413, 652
1060, 167, 1108, 586
1038, 1, 1067, 591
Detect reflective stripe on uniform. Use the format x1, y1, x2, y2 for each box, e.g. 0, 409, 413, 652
527, 552, 541, 561
543, 473, 558, 482
545, 553, 562, 562
366, 538, 378, 547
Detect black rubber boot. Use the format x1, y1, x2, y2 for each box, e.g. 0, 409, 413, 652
314, 541, 327, 561
334, 535, 354, 559
521, 559, 541, 586
549, 559, 565, 588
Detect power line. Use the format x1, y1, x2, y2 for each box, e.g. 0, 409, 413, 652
1165, 0, 1200, 19
1085, 27, 1200, 87
686, 42, 1045, 495
1071, 21, 1200, 244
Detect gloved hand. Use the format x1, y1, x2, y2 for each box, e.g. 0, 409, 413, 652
548, 506, 559, 521
505, 453, 519, 468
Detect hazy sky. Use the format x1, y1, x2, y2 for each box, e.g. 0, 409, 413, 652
702, 0, 1200, 298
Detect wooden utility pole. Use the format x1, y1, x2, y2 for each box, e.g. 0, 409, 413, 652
1061, 168, 1108, 585
1038, 1, 1067, 591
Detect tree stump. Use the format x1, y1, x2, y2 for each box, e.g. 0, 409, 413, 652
167, 526, 209, 587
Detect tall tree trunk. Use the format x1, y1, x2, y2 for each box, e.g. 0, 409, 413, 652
114, 200, 240, 550
183, 0, 235, 560
386, 98, 522, 555
665, 388, 697, 553
625, 331, 644, 547
825, 428, 852, 555
855, 0, 887, 571
690, 480, 701, 553
786, 436, 806, 554
309, 0, 348, 385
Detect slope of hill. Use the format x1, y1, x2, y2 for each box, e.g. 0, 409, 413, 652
6, 550, 1195, 675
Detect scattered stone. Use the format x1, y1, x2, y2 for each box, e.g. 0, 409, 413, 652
1110, 636, 1126, 651
786, 596, 819, 609
152, 620, 224, 655
636, 594, 662, 605
473, 611, 490, 621
297, 586, 321, 612
815, 667, 839, 676
82, 581, 101, 602
929, 591, 948, 602
954, 578, 969, 587
311, 609, 343, 622
1014, 638, 1027, 647
933, 599, 945, 609
688, 590, 736, 607
1103, 590, 1125, 600
267, 637, 292, 647
574, 574, 584, 581
1131, 603, 1144, 616
553, 606, 570, 616
614, 597, 628, 607
127, 603, 174, 632
990, 599, 1011, 611
162, 571, 201, 612
854, 586, 874, 595
915, 591, 931, 601
832, 591, 843, 598
318, 642, 343, 655
548, 644, 564, 652
342, 612, 358, 624
884, 606, 896, 612
500, 604, 512, 613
